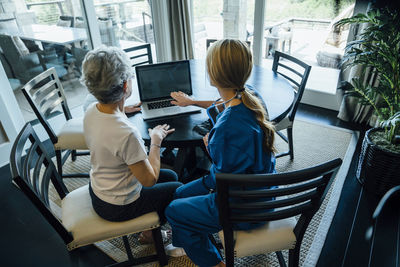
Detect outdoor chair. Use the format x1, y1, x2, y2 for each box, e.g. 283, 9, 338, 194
123, 43, 153, 67
272, 51, 311, 160
98, 17, 118, 47
10, 123, 168, 267
0, 49, 22, 90
44, 15, 80, 76
57, 15, 75, 27
206, 39, 251, 50
21, 67, 89, 178
316, 4, 354, 69
265, 26, 293, 58
0, 16, 39, 52
0, 34, 67, 84
70, 47, 89, 73
215, 158, 342, 267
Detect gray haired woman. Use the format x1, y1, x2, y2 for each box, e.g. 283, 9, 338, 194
81, 46, 182, 244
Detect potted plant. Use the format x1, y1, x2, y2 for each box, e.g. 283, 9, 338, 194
337, 6, 400, 196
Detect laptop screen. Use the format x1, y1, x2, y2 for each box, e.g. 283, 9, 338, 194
135, 60, 192, 102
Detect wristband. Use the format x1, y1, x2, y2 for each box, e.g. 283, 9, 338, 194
150, 143, 161, 148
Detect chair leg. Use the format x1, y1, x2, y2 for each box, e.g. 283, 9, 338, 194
275, 251, 287, 267
56, 149, 90, 178
287, 127, 294, 160
152, 228, 168, 266
71, 149, 77, 161
224, 229, 235, 267
288, 246, 300, 267
55, 150, 63, 176
122, 235, 135, 263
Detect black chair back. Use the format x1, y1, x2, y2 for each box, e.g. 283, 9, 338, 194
10, 123, 73, 244
272, 51, 311, 122
216, 158, 342, 267
123, 43, 153, 67
21, 67, 71, 145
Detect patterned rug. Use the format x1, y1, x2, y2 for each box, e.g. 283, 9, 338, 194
49, 119, 358, 266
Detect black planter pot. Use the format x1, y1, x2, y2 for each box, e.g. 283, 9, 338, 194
357, 128, 400, 196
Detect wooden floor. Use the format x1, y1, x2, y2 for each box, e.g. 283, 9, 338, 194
0, 103, 386, 267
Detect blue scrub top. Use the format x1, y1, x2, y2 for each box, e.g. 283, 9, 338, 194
205, 102, 276, 188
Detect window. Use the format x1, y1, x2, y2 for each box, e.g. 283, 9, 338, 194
192, 0, 254, 59
93, 0, 155, 54
0, 0, 92, 122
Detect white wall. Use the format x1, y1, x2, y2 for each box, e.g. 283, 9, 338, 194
0, 63, 25, 167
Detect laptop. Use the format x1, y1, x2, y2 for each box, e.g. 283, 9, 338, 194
135, 60, 202, 120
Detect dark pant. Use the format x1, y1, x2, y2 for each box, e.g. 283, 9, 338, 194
90, 169, 182, 223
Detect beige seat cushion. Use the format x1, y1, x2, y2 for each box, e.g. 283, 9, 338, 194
62, 184, 160, 250
218, 217, 297, 258
274, 116, 292, 132
12, 36, 30, 56
55, 117, 88, 150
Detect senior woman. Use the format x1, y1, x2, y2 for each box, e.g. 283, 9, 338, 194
81, 46, 182, 243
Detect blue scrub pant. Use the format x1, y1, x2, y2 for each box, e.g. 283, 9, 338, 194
165, 175, 223, 267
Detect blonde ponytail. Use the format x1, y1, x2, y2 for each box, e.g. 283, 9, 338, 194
241, 88, 276, 153
206, 39, 276, 153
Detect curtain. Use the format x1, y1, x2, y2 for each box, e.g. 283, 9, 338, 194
336, 1, 379, 126
166, 0, 194, 61
337, 64, 380, 126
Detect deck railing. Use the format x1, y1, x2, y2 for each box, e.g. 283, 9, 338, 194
26, 0, 65, 16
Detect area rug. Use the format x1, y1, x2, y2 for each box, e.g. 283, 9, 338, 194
49, 119, 358, 266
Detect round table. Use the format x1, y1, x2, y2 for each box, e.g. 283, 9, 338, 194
127, 59, 293, 178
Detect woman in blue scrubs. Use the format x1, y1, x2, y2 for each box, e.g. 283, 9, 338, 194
166, 39, 276, 267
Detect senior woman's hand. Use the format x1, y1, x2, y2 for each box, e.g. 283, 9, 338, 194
148, 124, 175, 146
170, 91, 194, 107
124, 102, 142, 114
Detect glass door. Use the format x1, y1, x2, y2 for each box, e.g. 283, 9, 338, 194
0, 0, 93, 122
93, 0, 155, 57
192, 0, 255, 59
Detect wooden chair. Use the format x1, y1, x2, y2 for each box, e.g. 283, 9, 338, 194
206, 38, 251, 50
123, 43, 153, 67
216, 158, 342, 267
21, 67, 89, 178
272, 51, 311, 160
10, 123, 168, 266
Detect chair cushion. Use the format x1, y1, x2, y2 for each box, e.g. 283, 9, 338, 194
8, 78, 22, 90
274, 116, 292, 132
218, 217, 297, 258
57, 19, 72, 27
45, 63, 68, 78
11, 36, 30, 56
55, 117, 88, 150
62, 184, 161, 250
316, 45, 343, 69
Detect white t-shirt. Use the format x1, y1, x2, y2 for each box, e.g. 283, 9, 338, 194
84, 103, 148, 205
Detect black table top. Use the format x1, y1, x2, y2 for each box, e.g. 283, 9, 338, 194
127, 59, 293, 147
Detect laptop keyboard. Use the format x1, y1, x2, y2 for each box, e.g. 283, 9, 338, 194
148, 99, 174, 110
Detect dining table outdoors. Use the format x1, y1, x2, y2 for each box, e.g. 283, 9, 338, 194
0, 24, 87, 45
126, 59, 294, 180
